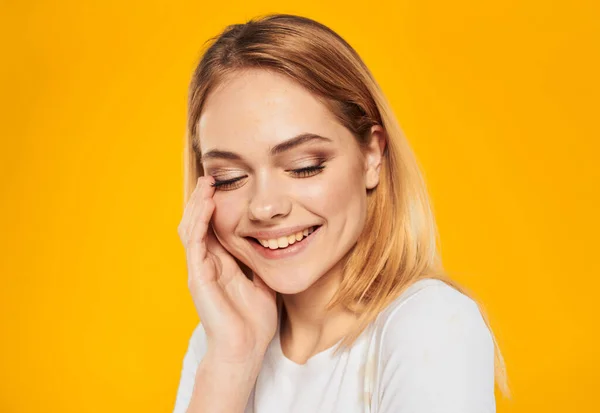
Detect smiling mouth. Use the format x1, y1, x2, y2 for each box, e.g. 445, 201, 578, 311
246, 225, 321, 250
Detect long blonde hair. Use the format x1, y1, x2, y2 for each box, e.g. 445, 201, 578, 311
183, 13, 509, 397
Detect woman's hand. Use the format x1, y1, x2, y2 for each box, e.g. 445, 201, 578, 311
178, 176, 278, 364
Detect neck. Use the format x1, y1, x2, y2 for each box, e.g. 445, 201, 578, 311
278, 260, 358, 361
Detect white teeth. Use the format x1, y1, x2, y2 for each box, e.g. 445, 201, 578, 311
256, 226, 318, 250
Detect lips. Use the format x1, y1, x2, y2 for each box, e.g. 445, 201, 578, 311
245, 225, 322, 259
249, 225, 320, 250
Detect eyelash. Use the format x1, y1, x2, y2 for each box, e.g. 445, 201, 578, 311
210, 164, 326, 191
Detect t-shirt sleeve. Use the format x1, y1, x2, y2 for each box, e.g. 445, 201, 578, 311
172, 322, 208, 413
376, 284, 496, 413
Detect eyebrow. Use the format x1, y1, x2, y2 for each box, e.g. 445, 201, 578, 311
199, 133, 333, 162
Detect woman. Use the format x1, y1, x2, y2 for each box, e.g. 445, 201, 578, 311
173, 13, 508, 413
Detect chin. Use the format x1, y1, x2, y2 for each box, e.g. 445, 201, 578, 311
256, 267, 322, 295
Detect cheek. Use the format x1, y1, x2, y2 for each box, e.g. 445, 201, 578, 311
211, 194, 244, 238
296, 163, 366, 216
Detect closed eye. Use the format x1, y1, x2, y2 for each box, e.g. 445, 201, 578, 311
210, 176, 245, 190
211, 163, 326, 191
289, 164, 325, 178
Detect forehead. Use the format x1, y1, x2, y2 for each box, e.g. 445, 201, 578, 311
197, 69, 342, 153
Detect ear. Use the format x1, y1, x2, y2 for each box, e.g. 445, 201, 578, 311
364, 124, 387, 190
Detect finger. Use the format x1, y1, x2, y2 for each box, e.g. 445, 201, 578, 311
187, 194, 215, 252
187, 266, 241, 336
206, 224, 249, 294
185, 177, 216, 245
178, 177, 203, 243
179, 176, 214, 243
185, 186, 216, 288
186, 245, 243, 338
218, 265, 256, 318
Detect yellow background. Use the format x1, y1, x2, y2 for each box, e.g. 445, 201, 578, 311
1, 1, 598, 412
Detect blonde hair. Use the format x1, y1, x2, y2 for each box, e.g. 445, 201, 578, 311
183, 13, 509, 397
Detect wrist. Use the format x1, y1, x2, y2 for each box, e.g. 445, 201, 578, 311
203, 347, 266, 375
205, 340, 269, 367
190, 353, 263, 413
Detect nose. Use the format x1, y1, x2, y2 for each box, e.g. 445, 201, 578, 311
247, 179, 292, 222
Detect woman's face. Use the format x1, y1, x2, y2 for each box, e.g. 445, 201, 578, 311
198, 69, 384, 294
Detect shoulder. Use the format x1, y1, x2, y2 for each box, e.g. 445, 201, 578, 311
371, 279, 496, 412
375, 278, 492, 346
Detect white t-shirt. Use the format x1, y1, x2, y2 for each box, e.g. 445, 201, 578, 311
172, 278, 496, 413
